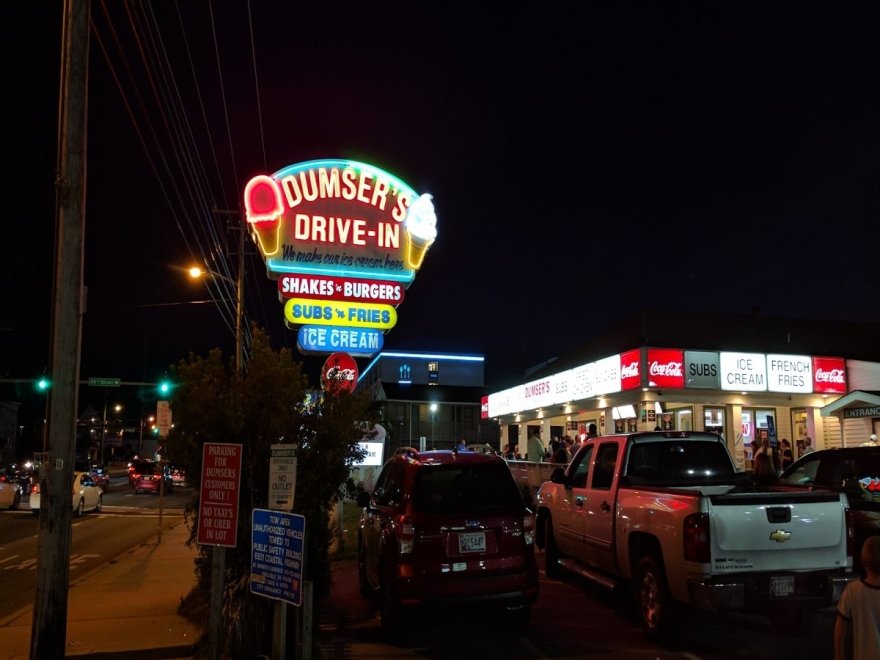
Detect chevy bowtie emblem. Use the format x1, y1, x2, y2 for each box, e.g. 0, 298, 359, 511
769, 529, 792, 543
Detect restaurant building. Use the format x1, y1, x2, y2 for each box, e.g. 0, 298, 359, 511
484, 311, 880, 469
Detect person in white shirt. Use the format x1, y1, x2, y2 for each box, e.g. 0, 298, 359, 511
835, 536, 880, 660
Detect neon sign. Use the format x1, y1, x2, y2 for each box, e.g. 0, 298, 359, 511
244, 159, 437, 283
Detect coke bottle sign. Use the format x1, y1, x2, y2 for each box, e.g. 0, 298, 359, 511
321, 352, 359, 394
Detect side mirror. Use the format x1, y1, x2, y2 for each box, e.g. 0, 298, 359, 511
356, 491, 371, 508
550, 467, 566, 484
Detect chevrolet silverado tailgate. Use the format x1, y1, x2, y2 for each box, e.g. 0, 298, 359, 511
707, 490, 849, 573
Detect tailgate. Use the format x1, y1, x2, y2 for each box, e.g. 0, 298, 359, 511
708, 490, 848, 573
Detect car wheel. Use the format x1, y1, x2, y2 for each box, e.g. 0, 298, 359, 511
95, 493, 103, 513
75, 499, 84, 518
635, 555, 672, 640
543, 516, 562, 579
10, 490, 21, 510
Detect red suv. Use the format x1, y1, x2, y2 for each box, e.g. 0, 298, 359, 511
356, 448, 538, 633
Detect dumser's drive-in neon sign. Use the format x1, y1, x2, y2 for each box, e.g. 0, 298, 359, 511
244, 159, 437, 355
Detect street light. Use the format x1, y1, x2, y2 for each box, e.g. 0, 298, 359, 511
188, 264, 244, 376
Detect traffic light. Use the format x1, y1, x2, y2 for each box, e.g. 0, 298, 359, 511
158, 379, 172, 396
36, 376, 50, 392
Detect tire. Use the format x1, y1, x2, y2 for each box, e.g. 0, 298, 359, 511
95, 493, 103, 513
544, 516, 562, 579
75, 499, 84, 517
634, 555, 672, 640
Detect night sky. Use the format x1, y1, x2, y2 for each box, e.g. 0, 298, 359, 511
4, 2, 880, 424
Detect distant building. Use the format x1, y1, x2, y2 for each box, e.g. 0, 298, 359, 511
356, 350, 497, 461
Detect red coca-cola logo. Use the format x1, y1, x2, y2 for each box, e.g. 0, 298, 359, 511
813, 357, 846, 394
620, 349, 641, 390
815, 368, 844, 383
321, 352, 359, 394
649, 361, 683, 377
646, 349, 685, 389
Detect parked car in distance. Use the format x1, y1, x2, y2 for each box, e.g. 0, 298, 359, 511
130, 460, 173, 494
29, 471, 103, 516
356, 448, 538, 635
0, 463, 34, 496
779, 445, 880, 573
0, 475, 22, 510
169, 465, 188, 488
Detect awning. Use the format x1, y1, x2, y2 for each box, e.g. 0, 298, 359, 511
820, 390, 880, 417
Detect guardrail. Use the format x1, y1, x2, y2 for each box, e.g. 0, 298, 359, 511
506, 460, 558, 492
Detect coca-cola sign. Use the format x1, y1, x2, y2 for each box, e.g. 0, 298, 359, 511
812, 356, 847, 394
321, 352, 359, 394
619, 349, 641, 391
646, 349, 685, 389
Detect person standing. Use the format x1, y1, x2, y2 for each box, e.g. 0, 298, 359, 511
861, 434, 878, 447
834, 536, 880, 660
527, 429, 544, 462
803, 437, 815, 455
779, 438, 794, 471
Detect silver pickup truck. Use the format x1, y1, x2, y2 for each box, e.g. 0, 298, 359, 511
535, 431, 853, 638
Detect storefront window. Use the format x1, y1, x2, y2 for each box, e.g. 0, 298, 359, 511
676, 408, 693, 431
704, 407, 724, 434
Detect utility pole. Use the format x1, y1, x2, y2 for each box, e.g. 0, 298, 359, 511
31, 1, 89, 658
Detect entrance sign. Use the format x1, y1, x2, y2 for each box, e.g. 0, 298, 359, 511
269, 443, 297, 511
250, 509, 306, 606
197, 443, 243, 547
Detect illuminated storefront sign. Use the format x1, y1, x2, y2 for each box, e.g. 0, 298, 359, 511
297, 325, 384, 357
278, 274, 404, 305
766, 354, 812, 394
245, 160, 437, 284
283, 298, 397, 330
719, 352, 768, 392
646, 349, 684, 389
620, 348, 641, 390
684, 351, 720, 389
813, 356, 847, 394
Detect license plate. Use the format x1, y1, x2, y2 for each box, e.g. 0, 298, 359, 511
458, 532, 486, 553
770, 576, 795, 597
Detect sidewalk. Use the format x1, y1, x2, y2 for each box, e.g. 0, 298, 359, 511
0, 520, 202, 659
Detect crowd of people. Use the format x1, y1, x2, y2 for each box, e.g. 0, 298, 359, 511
503, 424, 599, 462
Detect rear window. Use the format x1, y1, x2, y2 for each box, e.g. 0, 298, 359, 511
131, 460, 157, 474
413, 463, 522, 514
627, 440, 735, 482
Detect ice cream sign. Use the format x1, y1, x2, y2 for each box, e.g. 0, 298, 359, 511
244, 159, 437, 283
244, 159, 437, 355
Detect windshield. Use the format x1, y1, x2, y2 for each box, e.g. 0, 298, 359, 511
626, 440, 736, 482
413, 463, 522, 514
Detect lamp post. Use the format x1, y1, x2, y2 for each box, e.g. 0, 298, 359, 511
188, 265, 244, 376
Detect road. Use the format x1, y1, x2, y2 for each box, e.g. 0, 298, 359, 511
0, 476, 192, 621
318, 555, 839, 660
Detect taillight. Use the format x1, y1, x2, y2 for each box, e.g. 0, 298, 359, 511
523, 512, 535, 546
845, 507, 854, 561
684, 512, 711, 563
31, 483, 40, 494
398, 516, 414, 555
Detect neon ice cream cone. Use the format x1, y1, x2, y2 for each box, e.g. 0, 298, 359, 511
244, 174, 284, 256
404, 193, 437, 269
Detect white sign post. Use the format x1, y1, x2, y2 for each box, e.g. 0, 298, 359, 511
269, 443, 297, 511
